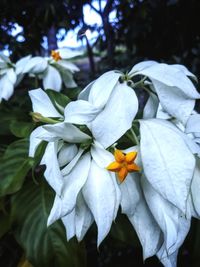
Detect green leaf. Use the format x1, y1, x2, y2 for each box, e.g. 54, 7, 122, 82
11, 179, 86, 267
46, 89, 71, 114
0, 212, 10, 238
32, 140, 47, 168
10, 121, 35, 138
0, 139, 34, 197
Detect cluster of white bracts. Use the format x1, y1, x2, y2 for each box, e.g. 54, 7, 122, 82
0, 48, 80, 101
29, 61, 200, 267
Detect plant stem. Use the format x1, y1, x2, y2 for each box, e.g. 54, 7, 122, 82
130, 128, 139, 146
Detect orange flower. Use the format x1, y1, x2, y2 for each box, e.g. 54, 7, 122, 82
106, 149, 140, 183
51, 50, 62, 61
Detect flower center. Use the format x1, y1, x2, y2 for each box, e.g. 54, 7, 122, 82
106, 149, 140, 183
51, 50, 62, 61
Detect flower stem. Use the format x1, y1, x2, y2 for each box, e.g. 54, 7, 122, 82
30, 112, 62, 124
130, 128, 139, 146
132, 76, 147, 88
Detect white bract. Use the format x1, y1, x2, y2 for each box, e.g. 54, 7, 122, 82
64, 70, 139, 148
130, 60, 200, 124
0, 53, 16, 101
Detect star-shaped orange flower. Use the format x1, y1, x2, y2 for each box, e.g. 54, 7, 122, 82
106, 149, 140, 183
51, 50, 62, 61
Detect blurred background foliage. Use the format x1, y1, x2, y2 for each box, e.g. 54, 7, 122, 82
0, 0, 200, 266
1, 0, 200, 74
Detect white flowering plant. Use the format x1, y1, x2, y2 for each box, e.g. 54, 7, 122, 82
0, 57, 200, 267
0, 48, 80, 102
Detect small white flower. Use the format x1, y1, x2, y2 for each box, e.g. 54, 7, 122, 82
22, 48, 80, 91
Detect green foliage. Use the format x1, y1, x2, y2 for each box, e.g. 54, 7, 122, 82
0, 212, 10, 239
46, 89, 71, 114
11, 179, 86, 267
0, 139, 34, 197
10, 121, 35, 138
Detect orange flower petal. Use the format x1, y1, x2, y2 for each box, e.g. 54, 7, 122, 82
117, 167, 128, 183
125, 151, 137, 163
127, 163, 140, 172
114, 149, 125, 163
51, 50, 62, 61
106, 161, 121, 172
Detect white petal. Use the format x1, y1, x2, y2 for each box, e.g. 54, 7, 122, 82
61, 69, 77, 88
62, 209, 76, 241
64, 100, 100, 124
186, 114, 200, 133
61, 153, 91, 214
29, 126, 52, 157
186, 194, 199, 219
78, 81, 94, 101
91, 83, 138, 148
90, 143, 121, 219
152, 118, 200, 156
129, 60, 158, 75
43, 65, 62, 91
152, 79, 195, 124
75, 193, 94, 241
43, 122, 91, 143
172, 64, 197, 81
156, 104, 172, 120
29, 88, 61, 117
135, 63, 200, 99
143, 92, 159, 119
91, 142, 114, 168
82, 160, 116, 246
120, 173, 141, 216
15, 55, 32, 75
48, 153, 91, 226
88, 71, 121, 108
0, 68, 9, 75
58, 48, 83, 59
7, 69, 17, 84
0, 75, 14, 101
110, 174, 121, 219
157, 216, 190, 262
15, 73, 24, 87
57, 60, 79, 72
140, 119, 195, 212
42, 141, 64, 195
157, 248, 178, 267
191, 159, 200, 216
128, 193, 162, 260
61, 148, 84, 176
23, 57, 48, 74
47, 195, 63, 226
0, 53, 11, 64
142, 177, 179, 252
58, 144, 78, 167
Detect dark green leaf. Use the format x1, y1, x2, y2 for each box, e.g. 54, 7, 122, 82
10, 121, 35, 138
33, 140, 48, 168
0, 212, 10, 238
0, 139, 34, 197
46, 89, 71, 114
11, 179, 86, 267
